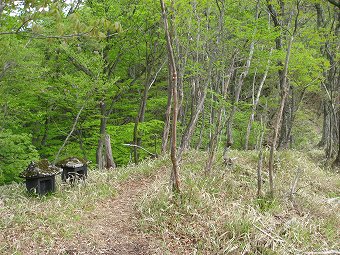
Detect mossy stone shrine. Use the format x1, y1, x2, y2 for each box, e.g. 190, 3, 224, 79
56, 157, 88, 183
20, 159, 61, 195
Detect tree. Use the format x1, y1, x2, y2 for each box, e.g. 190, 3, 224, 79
160, 0, 180, 192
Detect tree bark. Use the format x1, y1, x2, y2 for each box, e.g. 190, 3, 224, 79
104, 134, 115, 169
133, 65, 151, 164
334, 111, 340, 166
244, 50, 271, 149
96, 101, 116, 170
54, 104, 85, 164
257, 118, 265, 198
0, 0, 5, 18
268, 34, 294, 197
96, 101, 106, 170
178, 81, 207, 160
161, 66, 172, 154
160, 0, 180, 192
226, 40, 255, 148
133, 61, 164, 164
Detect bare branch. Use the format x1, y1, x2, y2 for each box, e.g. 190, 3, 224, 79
122, 144, 157, 157
0, 30, 94, 39
303, 251, 340, 255
326, 0, 340, 8
0, 0, 6, 18
68, 56, 95, 78
54, 104, 85, 164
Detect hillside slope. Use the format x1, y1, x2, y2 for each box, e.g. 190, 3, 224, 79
0, 150, 339, 254
0, 158, 169, 254
139, 150, 340, 254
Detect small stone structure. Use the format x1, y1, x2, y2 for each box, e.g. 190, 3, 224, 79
19, 159, 61, 195
56, 157, 88, 183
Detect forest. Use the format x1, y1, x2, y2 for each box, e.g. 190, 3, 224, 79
0, 0, 339, 254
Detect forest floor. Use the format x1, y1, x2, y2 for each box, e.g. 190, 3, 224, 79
49, 170, 164, 254
0, 158, 169, 255
0, 150, 339, 255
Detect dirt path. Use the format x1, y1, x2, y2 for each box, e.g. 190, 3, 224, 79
54, 173, 163, 255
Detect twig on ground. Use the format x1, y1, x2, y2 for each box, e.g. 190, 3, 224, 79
302, 251, 340, 255
253, 224, 284, 243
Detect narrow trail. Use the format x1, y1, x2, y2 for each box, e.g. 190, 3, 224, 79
54, 171, 164, 255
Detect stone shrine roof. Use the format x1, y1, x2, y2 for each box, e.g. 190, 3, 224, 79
20, 159, 61, 178
56, 157, 87, 168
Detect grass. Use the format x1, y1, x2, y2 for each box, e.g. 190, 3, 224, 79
0, 150, 339, 254
0, 156, 168, 254
138, 149, 340, 254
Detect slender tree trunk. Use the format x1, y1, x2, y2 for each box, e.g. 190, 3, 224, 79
281, 86, 308, 149
334, 110, 340, 166
318, 103, 327, 147
226, 41, 255, 148
134, 61, 165, 163
77, 129, 87, 160
0, 1, 5, 19
96, 101, 107, 170
257, 118, 265, 198
104, 134, 115, 169
160, 0, 180, 192
206, 60, 234, 173
245, 50, 271, 149
40, 115, 50, 147
178, 82, 207, 160
133, 73, 150, 164
196, 104, 205, 150
96, 101, 116, 170
206, 107, 223, 173
268, 34, 294, 197
226, 1, 260, 151
54, 104, 85, 164
161, 73, 172, 154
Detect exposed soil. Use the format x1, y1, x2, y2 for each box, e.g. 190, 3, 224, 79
52, 175, 162, 255
1, 171, 164, 255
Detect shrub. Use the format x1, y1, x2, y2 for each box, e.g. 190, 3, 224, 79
0, 130, 39, 185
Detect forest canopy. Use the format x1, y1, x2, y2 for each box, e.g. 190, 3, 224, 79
0, 0, 339, 186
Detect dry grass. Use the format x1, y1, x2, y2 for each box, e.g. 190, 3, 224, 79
138, 149, 340, 255
0, 156, 169, 254
1, 150, 338, 254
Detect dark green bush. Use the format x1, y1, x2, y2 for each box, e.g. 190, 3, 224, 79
0, 130, 39, 185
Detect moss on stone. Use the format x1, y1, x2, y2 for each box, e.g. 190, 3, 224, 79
56, 157, 87, 168
19, 159, 61, 178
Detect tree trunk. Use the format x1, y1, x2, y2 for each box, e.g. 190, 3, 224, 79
0, 1, 5, 18
96, 101, 115, 170
268, 34, 294, 197
77, 129, 87, 160
244, 50, 271, 149
161, 67, 172, 154
226, 41, 255, 148
104, 134, 115, 169
196, 104, 205, 150
178, 81, 207, 160
160, 0, 180, 193
318, 103, 328, 148
333, 109, 340, 166
133, 60, 165, 164
257, 118, 265, 198
206, 108, 223, 173
133, 72, 150, 164
206, 59, 234, 173
40, 114, 50, 148
54, 104, 85, 164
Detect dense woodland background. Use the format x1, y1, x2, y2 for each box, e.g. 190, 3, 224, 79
0, 0, 339, 186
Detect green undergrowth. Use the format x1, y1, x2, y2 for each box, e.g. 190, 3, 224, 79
0, 156, 168, 254
138, 149, 340, 254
